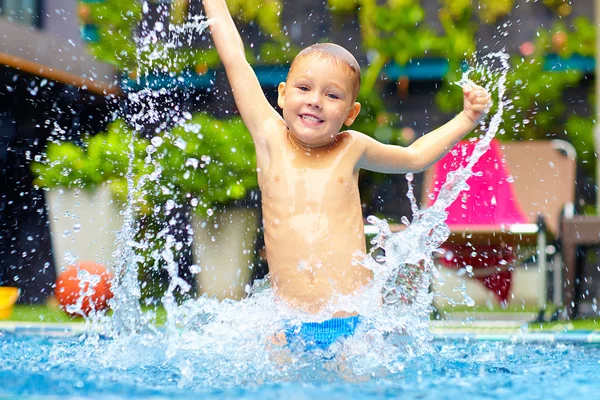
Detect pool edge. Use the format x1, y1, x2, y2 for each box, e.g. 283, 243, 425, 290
1, 321, 600, 343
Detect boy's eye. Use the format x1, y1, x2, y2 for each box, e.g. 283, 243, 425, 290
298, 86, 309, 91
327, 93, 340, 99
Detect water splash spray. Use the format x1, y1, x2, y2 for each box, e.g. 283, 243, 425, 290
106, 2, 211, 337
73, 6, 511, 382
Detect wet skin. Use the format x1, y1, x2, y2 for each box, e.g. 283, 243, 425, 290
203, 0, 490, 315
261, 127, 371, 314
261, 57, 369, 314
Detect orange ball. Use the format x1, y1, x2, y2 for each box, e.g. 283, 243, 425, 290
552, 31, 568, 51
55, 261, 114, 316
78, 4, 91, 22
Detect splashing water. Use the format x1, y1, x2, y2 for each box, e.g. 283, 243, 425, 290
63, 6, 511, 385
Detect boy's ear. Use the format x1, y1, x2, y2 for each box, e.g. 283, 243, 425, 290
277, 82, 286, 109
344, 102, 361, 127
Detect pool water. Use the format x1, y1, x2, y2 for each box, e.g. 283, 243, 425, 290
2, 331, 599, 399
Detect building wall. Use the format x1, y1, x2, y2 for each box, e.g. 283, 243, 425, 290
43, 0, 81, 42
0, 0, 117, 84
0, 0, 116, 303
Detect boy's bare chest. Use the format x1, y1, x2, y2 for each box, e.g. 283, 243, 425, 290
258, 131, 362, 206
261, 152, 358, 207
263, 166, 355, 201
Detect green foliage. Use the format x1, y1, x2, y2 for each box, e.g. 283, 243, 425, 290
542, 0, 573, 16
355, 0, 443, 66
80, 0, 142, 71
33, 114, 257, 216
226, 0, 283, 38
435, 17, 595, 172
327, 0, 360, 13
566, 116, 596, 174
478, 0, 516, 23
538, 17, 596, 58
78, 0, 286, 73
149, 113, 258, 211
75, 0, 598, 205
31, 130, 132, 194
258, 42, 298, 64
326, 0, 596, 184
437, 6, 477, 59
438, 0, 472, 22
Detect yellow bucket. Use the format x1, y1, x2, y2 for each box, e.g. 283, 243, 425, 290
0, 287, 20, 319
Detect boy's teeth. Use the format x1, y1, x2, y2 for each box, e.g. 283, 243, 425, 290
302, 115, 321, 123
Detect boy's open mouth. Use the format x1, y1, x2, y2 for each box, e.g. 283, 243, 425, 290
300, 114, 324, 125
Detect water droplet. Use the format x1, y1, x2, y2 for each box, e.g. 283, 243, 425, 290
185, 158, 199, 169
151, 136, 163, 147
165, 200, 175, 210
464, 296, 475, 307
190, 265, 202, 274
175, 138, 187, 150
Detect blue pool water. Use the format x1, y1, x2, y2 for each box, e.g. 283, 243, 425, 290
2, 330, 600, 399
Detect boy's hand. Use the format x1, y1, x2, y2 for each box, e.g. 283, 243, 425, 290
461, 84, 492, 125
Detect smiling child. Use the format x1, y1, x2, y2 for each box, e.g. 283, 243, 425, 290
202, 0, 490, 348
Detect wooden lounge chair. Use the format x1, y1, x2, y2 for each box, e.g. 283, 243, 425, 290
424, 138, 576, 315
366, 139, 576, 317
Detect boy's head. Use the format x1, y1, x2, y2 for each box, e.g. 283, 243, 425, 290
277, 43, 362, 148
291, 43, 361, 101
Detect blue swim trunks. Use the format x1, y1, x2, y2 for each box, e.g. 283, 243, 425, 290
285, 315, 360, 351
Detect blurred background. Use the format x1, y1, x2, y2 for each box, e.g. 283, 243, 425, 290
0, 0, 598, 320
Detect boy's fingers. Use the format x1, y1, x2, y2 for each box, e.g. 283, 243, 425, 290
467, 90, 486, 100
473, 93, 490, 103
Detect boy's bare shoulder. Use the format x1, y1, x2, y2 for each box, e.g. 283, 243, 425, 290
255, 112, 287, 140
338, 129, 372, 147
341, 129, 370, 139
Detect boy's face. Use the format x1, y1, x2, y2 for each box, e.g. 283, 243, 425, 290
277, 56, 361, 148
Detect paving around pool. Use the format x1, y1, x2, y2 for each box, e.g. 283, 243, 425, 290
2, 319, 599, 344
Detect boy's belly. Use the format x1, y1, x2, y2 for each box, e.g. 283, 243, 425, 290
264, 215, 372, 313
270, 265, 373, 314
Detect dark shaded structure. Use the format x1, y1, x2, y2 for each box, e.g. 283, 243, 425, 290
1, 0, 119, 303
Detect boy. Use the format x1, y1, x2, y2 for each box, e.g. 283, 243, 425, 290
202, 0, 490, 343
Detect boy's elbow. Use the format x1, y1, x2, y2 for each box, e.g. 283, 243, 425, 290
405, 148, 431, 173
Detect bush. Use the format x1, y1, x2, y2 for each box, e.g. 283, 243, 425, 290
32, 112, 258, 216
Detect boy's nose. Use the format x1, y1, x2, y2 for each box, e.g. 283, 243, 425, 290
307, 93, 322, 108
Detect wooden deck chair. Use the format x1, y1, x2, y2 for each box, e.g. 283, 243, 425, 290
420, 138, 576, 311
499, 139, 576, 310
365, 139, 576, 314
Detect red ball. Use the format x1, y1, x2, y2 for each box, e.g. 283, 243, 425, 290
55, 261, 114, 316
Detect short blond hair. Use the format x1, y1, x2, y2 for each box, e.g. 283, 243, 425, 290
289, 43, 361, 100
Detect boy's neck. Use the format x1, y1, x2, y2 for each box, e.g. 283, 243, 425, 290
286, 129, 337, 152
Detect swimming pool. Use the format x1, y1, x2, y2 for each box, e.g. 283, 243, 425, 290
2, 328, 599, 399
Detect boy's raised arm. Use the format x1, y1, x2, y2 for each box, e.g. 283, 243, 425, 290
202, 0, 280, 144
358, 85, 491, 174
